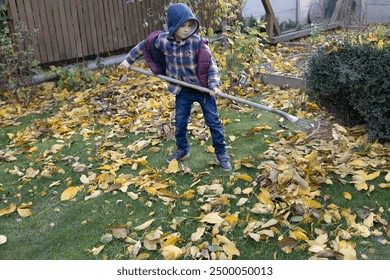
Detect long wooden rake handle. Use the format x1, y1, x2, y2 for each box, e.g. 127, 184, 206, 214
130, 66, 298, 123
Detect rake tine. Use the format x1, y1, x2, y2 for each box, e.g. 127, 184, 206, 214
293, 118, 321, 138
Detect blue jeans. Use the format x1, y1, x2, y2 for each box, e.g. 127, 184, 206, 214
175, 87, 227, 155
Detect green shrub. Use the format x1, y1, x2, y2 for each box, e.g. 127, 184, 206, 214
305, 43, 390, 141
0, 21, 41, 105
51, 66, 109, 92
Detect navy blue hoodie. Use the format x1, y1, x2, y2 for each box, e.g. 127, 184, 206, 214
166, 3, 200, 39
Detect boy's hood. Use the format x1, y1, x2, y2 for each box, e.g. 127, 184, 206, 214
167, 3, 199, 39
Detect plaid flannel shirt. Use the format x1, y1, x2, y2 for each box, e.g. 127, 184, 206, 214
125, 33, 220, 95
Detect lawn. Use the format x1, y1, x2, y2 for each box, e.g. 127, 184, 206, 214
0, 67, 389, 260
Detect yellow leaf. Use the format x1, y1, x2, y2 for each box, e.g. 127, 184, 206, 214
145, 187, 157, 196
190, 227, 205, 242
0, 203, 16, 216
343, 192, 352, 200
349, 159, 366, 168
127, 192, 139, 200
24, 167, 39, 179
249, 124, 272, 133
200, 212, 224, 225
308, 244, 325, 253
385, 172, 390, 182
207, 145, 215, 153
180, 189, 195, 200
224, 215, 239, 226
261, 218, 279, 228
17, 208, 32, 218
249, 233, 261, 242
165, 159, 180, 174
290, 230, 309, 241
60, 186, 80, 201
134, 219, 154, 231
84, 190, 102, 201
80, 175, 90, 184
236, 173, 253, 182
161, 245, 182, 260
50, 144, 64, 153
355, 170, 381, 181
0, 235, 6, 245
90, 244, 104, 255
223, 243, 240, 259
161, 233, 183, 247
236, 198, 248, 206
304, 199, 322, 209
136, 253, 150, 260
112, 227, 128, 239
315, 233, 328, 245
242, 187, 253, 194
378, 39, 384, 48
379, 183, 390, 189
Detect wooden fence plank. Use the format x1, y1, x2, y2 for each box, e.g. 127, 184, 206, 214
135, 0, 144, 42
16, 0, 27, 26
116, 0, 126, 49
21, 0, 40, 60
101, 0, 114, 52
109, 1, 119, 50
95, 0, 106, 53
29, 0, 47, 62
51, 0, 67, 60
123, 1, 133, 47
112, 0, 123, 49
86, 0, 99, 55
38, 0, 55, 62
65, 0, 81, 60
7, 0, 20, 31
81, 0, 94, 55
68, 0, 84, 58
57, 0, 72, 59
44, 0, 60, 62
75, 0, 89, 57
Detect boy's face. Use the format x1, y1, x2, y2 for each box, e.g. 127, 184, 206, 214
174, 20, 195, 41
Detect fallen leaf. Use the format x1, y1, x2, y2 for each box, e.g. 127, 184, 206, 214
343, 192, 352, 200
161, 245, 182, 260
165, 159, 180, 174
112, 227, 128, 239
0, 235, 6, 245
236, 198, 248, 206
60, 186, 80, 201
134, 219, 154, 231
261, 218, 279, 228
90, 244, 104, 255
180, 189, 195, 200
0, 204, 16, 216
200, 212, 224, 225
17, 208, 32, 218
223, 243, 240, 259
191, 227, 205, 242
236, 173, 253, 182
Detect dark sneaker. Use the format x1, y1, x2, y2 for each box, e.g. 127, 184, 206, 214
216, 152, 232, 171
167, 149, 189, 162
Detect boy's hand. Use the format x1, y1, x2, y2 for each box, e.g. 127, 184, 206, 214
118, 59, 131, 69
211, 88, 221, 97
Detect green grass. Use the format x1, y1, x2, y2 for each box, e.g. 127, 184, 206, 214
0, 101, 389, 260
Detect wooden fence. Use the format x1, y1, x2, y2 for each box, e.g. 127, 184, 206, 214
5, 0, 169, 64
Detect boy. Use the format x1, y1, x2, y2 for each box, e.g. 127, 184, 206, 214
119, 3, 231, 171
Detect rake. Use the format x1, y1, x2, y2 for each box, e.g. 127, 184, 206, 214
130, 66, 320, 138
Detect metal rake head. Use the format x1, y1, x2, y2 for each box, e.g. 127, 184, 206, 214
294, 118, 321, 138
